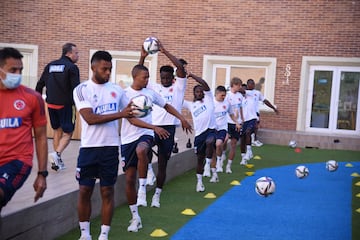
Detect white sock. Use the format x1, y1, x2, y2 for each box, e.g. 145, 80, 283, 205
246, 145, 252, 153
241, 153, 246, 158
205, 158, 211, 165
148, 163, 153, 171
99, 225, 110, 239
155, 187, 162, 196
79, 221, 90, 237
227, 160, 233, 166
216, 156, 221, 164
211, 168, 216, 174
196, 173, 203, 183
138, 178, 146, 193
129, 204, 140, 219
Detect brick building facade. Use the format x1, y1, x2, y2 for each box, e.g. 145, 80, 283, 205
1, 0, 359, 149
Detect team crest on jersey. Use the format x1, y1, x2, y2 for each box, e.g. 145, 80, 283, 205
14, 100, 25, 110
169, 88, 173, 92
111, 91, 117, 98
222, 105, 226, 109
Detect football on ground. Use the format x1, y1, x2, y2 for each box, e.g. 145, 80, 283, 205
295, 165, 309, 179
326, 160, 339, 172
255, 176, 276, 197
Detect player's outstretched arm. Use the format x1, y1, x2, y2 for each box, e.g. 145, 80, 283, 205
157, 39, 186, 78
187, 72, 210, 91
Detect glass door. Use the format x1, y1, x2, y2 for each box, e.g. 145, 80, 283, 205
307, 66, 360, 134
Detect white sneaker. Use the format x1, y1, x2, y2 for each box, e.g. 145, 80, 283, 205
127, 217, 142, 232
196, 182, 205, 192
210, 173, 219, 183
49, 152, 60, 171
151, 194, 160, 208
252, 140, 263, 147
203, 164, 211, 177
98, 236, 107, 240
58, 158, 66, 170
216, 161, 223, 173
79, 236, 92, 240
225, 165, 232, 174
240, 158, 247, 165
136, 192, 147, 207
245, 151, 253, 161
146, 168, 156, 186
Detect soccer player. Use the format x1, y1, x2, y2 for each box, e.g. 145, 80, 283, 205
0, 47, 48, 213
224, 77, 244, 173
213, 85, 241, 175
182, 72, 216, 192
121, 64, 192, 232
73, 51, 135, 240
139, 39, 190, 208
240, 79, 278, 164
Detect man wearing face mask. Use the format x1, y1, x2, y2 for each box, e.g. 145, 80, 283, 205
0, 47, 48, 213
36, 43, 80, 172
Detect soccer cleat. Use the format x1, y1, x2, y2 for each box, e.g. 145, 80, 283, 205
127, 217, 142, 232
146, 168, 156, 186
151, 194, 160, 208
210, 173, 219, 183
78, 236, 92, 240
49, 152, 60, 171
225, 165, 232, 174
203, 164, 211, 177
196, 182, 205, 192
136, 192, 147, 207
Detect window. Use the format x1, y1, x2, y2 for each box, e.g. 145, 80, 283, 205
88, 50, 158, 86
203, 55, 277, 112
0, 43, 38, 89
299, 56, 360, 135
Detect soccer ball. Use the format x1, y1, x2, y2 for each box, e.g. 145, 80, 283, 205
295, 165, 309, 179
143, 36, 159, 54
255, 176, 276, 197
326, 160, 338, 172
130, 95, 152, 118
288, 140, 297, 148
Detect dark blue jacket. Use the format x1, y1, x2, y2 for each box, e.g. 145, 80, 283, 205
36, 56, 80, 105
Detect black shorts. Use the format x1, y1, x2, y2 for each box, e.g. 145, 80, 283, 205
121, 135, 154, 172
48, 104, 76, 133
0, 160, 31, 207
227, 123, 241, 140
76, 146, 119, 187
154, 125, 176, 159
194, 129, 216, 156
242, 119, 257, 136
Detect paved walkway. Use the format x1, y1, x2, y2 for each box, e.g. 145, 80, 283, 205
2, 127, 194, 217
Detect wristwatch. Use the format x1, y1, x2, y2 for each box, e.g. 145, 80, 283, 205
37, 170, 48, 178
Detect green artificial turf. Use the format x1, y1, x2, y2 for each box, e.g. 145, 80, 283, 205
56, 145, 360, 240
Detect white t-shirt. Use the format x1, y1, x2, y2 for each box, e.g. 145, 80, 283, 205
182, 91, 216, 137
73, 80, 129, 147
214, 98, 233, 131
242, 89, 263, 122
226, 91, 243, 124
148, 76, 187, 126
120, 86, 166, 145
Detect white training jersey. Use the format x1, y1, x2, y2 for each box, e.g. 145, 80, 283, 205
182, 91, 216, 137
214, 98, 233, 131
148, 76, 187, 126
121, 86, 166, 145
226, 91, 243, 124
73, 80, 129, 147
242, 89, 263, 121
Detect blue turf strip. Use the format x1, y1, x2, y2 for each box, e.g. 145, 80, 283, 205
172, 162, 358, 240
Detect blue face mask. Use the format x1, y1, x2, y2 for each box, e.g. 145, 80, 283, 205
0, 68, 22, 89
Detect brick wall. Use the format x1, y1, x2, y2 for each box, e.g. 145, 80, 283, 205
1, 0, 359, 130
